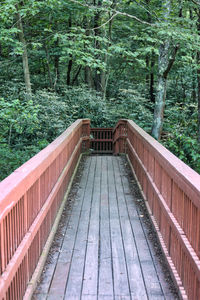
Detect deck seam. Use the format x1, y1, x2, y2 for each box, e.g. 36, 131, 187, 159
80, 156, 98, 299
97, 156, 102, 300
107, 156, 115, 299
63, 156, 92, 299
46, 160, 87, 296
116, 156, 149, 299
133, 175, 166, 299
112, 157, 132, 298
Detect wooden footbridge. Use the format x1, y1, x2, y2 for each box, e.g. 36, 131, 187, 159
0, 119, 200, 300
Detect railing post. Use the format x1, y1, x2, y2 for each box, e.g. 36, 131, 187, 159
0, 222, 5, 274
81, 119, 90, 152
113, 119, 128, 155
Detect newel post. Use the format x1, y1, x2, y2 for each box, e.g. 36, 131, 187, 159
113, 120, 128, 154
81, 119, 90, 152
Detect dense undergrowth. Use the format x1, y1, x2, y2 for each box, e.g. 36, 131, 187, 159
0, 84, 199, 181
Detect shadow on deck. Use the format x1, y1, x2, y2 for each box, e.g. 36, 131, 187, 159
33, 155, 178, 300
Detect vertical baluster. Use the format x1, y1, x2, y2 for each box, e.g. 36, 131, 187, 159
1, 221, 5, 273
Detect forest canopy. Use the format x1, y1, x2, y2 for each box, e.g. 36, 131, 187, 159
0, 0, 200, 180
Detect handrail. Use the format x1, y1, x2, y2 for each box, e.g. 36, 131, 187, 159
117, 119, 200, 300
1, 118, 200, 300
0, 119, 90, 300
90, 128, 113, 153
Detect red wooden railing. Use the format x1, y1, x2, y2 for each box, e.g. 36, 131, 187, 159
0, 119, 90, 300
90, 128, 113, 153
1, 119, 200, 300
114, 120, 200, 300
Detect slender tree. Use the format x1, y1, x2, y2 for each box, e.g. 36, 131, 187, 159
16, 6, 32, 94
197, 9, 200, 142
151, 0, 178, 139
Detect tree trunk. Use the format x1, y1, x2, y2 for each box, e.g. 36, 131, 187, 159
192, 74, 196, 102
100, 8, 115, 99
54, 37, 60, 89
66, 16, 73, 86
145, 0, 150, 89
151, 74, 167, 139
72, 66, 82, 85
93, 0, 102, 92
16, 9, 31, 94
197, 56, 200, 143
151, 0, 171, 139
83, 17, 94, 88
44, 44, 53, 89
67, 57, 73, 85
101, 31, 108, 99
151, 41, 179, 140
150, 55, 155, 104
146, 56, 150, 87
101, 68, 107, 98
85, 66, 94, 88
197, 12, 200, 142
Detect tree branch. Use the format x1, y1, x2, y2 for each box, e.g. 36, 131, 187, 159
163, 44, 179, 79
133, 0, 160, 21
191, 0, 200, 5
68, 0, 155, 26
92, 12, 118, 30
72, 66, 82, 85
112, 9, 155, 25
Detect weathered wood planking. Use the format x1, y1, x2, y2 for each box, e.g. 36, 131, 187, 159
81, 156, 101, 298
64, 157, 96, 299
112, 157, 148, 300
98, 157, 114, 298
33, 156, 178, 300
107, 156, 131, 297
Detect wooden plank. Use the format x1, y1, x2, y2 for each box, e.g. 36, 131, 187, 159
98, 156, 114, 298
81, 156, 101, 297
47, 262, 70, 298
112, 157, 148, 300
98, 296, 115, 300
64, 156, 97, 299
33, 252, 59, 296
116, 157, 165, 299
107, 156, 130, 297
114, 296, 131, 300
34, 155, 178, 300
47, 157, 92, 298
81, 295, 97, 300
33, 183, 76, 297
32, 293, 47, 300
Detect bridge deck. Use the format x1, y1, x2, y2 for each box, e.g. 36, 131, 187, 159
33, 155, 178, 300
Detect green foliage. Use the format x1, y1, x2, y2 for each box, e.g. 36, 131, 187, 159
61, 87, 110, 127
163, 132, 200, 173
106, 86, 153, 131
0, 97, 47, 180
0, 98, 40, 145
0, 0, 200, 180
33, 87, 110, 138
0, 142, 48, 181
0, 83, 154, 180
162, 99, 200, 173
